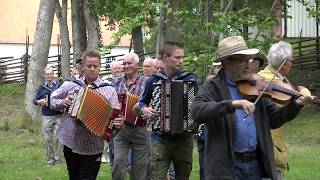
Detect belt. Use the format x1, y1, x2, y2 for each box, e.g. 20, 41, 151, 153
234, 151, 257, 161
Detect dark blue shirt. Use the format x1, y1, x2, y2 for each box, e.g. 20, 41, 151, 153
33, 81, 62, 116
138, 70, 197, 140
225, 73, 257, 153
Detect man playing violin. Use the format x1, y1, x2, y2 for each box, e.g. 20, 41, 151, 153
191, 36, 315, 180
258, 41, 302, 179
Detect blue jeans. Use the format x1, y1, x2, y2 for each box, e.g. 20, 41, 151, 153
108, 140, 114, 167
234, 159, 262, 180
168, 162, 175, 179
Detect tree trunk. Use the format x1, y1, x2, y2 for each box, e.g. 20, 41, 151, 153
25, 0, 56, 121
206, 0, 214, 44
84, 0, 101, 50
56, 0, 71, 80
72, 0, 87, 64
156, 6, 166, 59
132, 26, 144, 61
165, 0, 180, 42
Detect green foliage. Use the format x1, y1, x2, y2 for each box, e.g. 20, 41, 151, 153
95, 0, 160, 50
94, 0, 279, 80
169, 1, 276, 80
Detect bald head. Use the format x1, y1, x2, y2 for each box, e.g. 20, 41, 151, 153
143, 58, 157, 76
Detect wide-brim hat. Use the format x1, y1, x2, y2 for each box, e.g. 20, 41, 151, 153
216, 36, 259, 62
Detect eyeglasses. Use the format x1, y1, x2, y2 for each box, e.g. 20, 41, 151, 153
229, 57, 250, 64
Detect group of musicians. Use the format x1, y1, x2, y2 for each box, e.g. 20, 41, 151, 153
35, 36, 316, 180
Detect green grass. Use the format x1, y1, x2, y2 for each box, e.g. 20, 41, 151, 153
0, 83, 319, 179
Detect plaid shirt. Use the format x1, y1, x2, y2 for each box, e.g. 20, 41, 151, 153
50, 76, 120, 155
113, 74, 147, 97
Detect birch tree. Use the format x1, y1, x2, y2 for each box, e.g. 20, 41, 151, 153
25, 0, 56, 121
55, 0, 71, 79
84, 0, 101, 50
72, 0, 87, 63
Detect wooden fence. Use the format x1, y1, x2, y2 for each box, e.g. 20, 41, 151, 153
0, 52, 156, 84
291, 36, 320, 70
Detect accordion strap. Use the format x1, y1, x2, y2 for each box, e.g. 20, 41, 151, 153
175, 72, 194, 80
64, 77, 84, 87
40, 85, 54, 93
152, 72, 168, 80
152, 71, 196, 81
93, 82, 112, 89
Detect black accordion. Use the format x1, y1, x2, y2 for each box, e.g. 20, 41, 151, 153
147, 73, 197, 134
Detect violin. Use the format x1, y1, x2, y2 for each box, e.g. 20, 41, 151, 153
237, 73, 320, 106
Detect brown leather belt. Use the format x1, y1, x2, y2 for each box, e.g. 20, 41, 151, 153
234, 151, 257, 161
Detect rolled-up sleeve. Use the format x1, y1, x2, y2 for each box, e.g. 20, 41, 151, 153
50, 81, 73, 111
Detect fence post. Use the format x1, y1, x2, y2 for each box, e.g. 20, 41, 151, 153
298, 38, 302, 70
57, 54, 62, 79
22, 54, 29, 83
0, 60, 4, 84
316, 37, 320, 69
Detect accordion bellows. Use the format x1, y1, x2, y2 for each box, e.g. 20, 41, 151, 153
69, 87, 116, 140
118, 93, 145, 126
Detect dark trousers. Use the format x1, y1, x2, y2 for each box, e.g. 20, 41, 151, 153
64, 146, 102, 180
197, 140, 205, 180
234, 159, 262, 180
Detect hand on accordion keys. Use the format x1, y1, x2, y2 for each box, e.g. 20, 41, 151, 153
142, 107, 158, 119
113, 115, 125, 129
62, 94, 75, 107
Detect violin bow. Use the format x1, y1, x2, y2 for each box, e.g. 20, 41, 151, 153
243, 49, 289, 120
253, 48, 288, 105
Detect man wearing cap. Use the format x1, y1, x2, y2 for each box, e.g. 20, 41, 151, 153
191, 36, 315, 179
249, 54, 264, 73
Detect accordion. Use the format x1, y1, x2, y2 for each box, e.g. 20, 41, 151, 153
147, 79, 197, 134
118, 93, 145, 127
68, 87, 118, 140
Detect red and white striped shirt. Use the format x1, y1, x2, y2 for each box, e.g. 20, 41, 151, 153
51, 76, 120, 155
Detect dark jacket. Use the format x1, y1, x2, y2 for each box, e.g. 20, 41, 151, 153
190, 70, 302, 180
33, 81, 62, 116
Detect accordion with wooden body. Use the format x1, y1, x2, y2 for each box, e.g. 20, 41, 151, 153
147, 79, 197, 134
118, 93, 145, 127
68, 87, 118, 140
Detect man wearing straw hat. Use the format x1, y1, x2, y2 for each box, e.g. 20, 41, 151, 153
191, 36, 315, 180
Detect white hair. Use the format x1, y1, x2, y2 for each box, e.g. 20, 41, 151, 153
110, 60, 122, 69
44, 65, 54, 73
123, 52, 139, 63
267, 41, 293, 69
143, 58, 156, 66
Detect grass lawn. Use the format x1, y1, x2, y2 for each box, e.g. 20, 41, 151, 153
0, 83, 319, 180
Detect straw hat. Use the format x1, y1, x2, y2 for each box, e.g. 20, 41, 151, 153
216, 36, 259, 62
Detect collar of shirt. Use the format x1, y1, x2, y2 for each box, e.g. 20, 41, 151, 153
80, 76, 103, 88
266, 66, 284, 82
45, 80, 57, 87
224, 72, 237, 88
159, 70, 182, 80
121, 74, 145, 87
